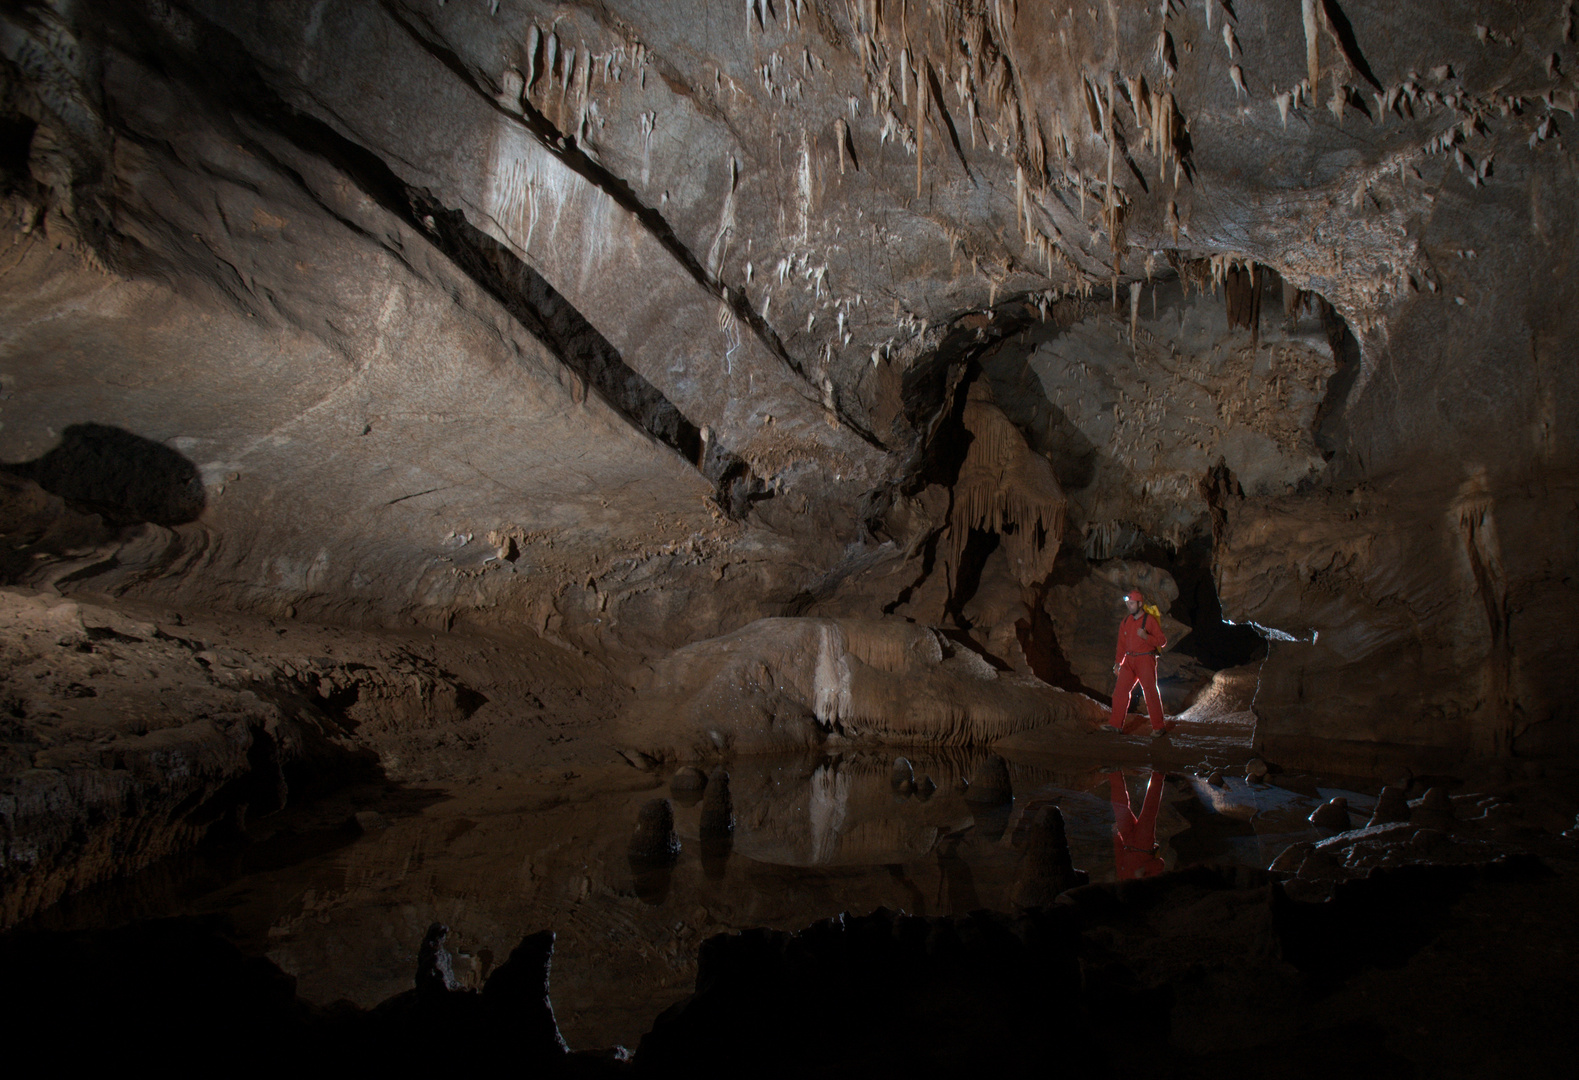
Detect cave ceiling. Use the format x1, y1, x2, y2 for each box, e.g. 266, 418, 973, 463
1, 1, 1576, 759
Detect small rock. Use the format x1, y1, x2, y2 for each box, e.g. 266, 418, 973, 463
953, 777, 971, 795
1207, 770, 1225, 787
352, 810, 387, 832
914, 775, 937, 801
1308, 797, 1351, 830
964, 755, 1013, 805
1368, 785, 1411, 827
1410, 785, 1455, 829
890, 756, 914, 790
670, 766, 708, 794
629, 798, 681, 861
1245, 757, 1269, 782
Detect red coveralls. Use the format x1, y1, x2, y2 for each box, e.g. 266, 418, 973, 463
1109, 770, 1166, 880
1110, 610, 1167, 731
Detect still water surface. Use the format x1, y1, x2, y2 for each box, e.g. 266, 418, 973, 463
33, 750, 1379, 1050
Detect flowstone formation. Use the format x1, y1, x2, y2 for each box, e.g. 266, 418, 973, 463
2, 0, 1578, 909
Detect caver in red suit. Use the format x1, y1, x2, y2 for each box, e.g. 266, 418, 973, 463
1110, 588, 1167, 732
1109, 769, 1166, 879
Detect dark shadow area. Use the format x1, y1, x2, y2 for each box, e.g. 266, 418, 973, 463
899, 314, 1039, 495
944, 526, 999, 627
1122, 535, 1266, 671
923, 58, 973, 181
1318, 0, 1385, 92
0, 112, 38, 191
1015, 604, 1091, 694
412, 197, 705, 471
1165, 536, 1267, 669
1312, 296, 1363, 457
1, 423, 205, 526
976, 328, 1101, 493
6, 858, 1558, 1076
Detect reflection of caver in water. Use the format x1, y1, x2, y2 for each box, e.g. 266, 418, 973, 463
1108, 769, 1165, 880
1109, 588, 1169, 736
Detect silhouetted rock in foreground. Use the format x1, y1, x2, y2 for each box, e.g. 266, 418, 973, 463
1010, 804, 1090, 909
0, 854, 1561, 1077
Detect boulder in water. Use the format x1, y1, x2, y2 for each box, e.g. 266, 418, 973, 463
1309, 796, 1352, 831
1410, 786, 1455, 830
1010, 805, 1088, 908
964, 755, 1012, 806
670, 766, 708, 794
629, 798, 681, 861
1367, 785, 1411, 828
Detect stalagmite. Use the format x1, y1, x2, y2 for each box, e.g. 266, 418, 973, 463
1368, 785, 1412, 827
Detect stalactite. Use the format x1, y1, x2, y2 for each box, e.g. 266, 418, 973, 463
1302, 0, 1321, 97
915, 62, 926, 198
525, 25, 540, 91
1130, 281, 1141, 352
1015, 163, 1027, 239
1104, 72, 1117, 226
945, 386, 1066, 587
